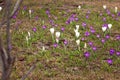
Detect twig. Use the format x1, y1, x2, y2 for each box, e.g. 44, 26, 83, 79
21, 64, 36, 80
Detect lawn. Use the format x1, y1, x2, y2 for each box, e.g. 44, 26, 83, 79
0, 0, 120, 80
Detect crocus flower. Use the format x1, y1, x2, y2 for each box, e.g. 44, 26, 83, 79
118, 12, 120, 16
86, 15, 89, 19
116, 35, 120, 40
76, 25, 79, 30
102, 17, 106, 22
85, 31, 90, 36
88, 42, 93, 46
50, 28, 55, 34
96, 34, 100, 38
0, 6, 2, 11
42, 25, 47, 29
32, 27, 37, 32
76, 39, 80, 46
81, 38, 85, 41
64, 40, 68, 45
28, 31, 31, 37
116, 52, 120, 56
115, 7, 118, 13
29, 9, 32, 15
23, 6, 27, 10
103, 5, 107, 9
61, 27, 65, 32
109, 49, 115, 55
108, 24, 112, 29
82, 22, 87, 27
56, 38, 59, 43
105, 34, 110, 39
92, 46, 97, 51
53, 43, 58, 48
55, 32, 61, 38
101, 39, 105, 43
46, 10, 50, 15
84, 52, 90, 58
90, 29, 95, 34
75, 31, 80, 38
107, 59, 113, 65
102, 26, 107, 32
42, 46, 45, 51
78, 5, 81, 9
84, 43, 87, 49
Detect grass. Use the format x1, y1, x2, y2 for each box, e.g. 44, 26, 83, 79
0, 0, 120, 80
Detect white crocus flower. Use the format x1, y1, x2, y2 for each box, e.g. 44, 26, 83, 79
28, 31, 31, 37
78, 5, 81, 9
55, 32, 61, 38
29, 9, 32, 18
103, 5, 107, 9
76, 25, 79, 30
74, 29, 78, 33
42, 46, 45, 51
75, 31, 80, 38
102, 27, 107, 32
56, 38, 59, 43
115, 7, 118, 13
0, 6, 2, 11
84, 43, 87, 49
50, 28, 55, 34
108, 24, 112, 29
76, 39, 80, 45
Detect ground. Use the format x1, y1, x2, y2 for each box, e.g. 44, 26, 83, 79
0, 0, 120, 80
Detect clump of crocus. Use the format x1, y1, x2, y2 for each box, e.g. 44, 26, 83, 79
106, 59, 113, 65
84, 51, 90, 58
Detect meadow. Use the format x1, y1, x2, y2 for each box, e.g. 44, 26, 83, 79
0, 0, 120, 80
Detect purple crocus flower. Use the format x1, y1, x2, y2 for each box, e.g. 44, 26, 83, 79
32, 27, 37, 32
90, 29, 95, 34
81, 38, 85, 41
64, 40, 68, 45
105, 34, 110, 39
96, 34, 100, 38
23, 6, 27, 10
116, 35, 120, 40
106, 9, 111, 15
82, 22, 87, 27
92, 46, 97, 51
35, 16, 39, 20
109, 49, 115, 55
84, 52, 90, 58
102, 17, 106, 22
111, 14, 115, 18
75, 17, 79, 21
61, 27, 65, 32
85, 31, 90, 36
86, 15, 89, 19
12, 15, 17, 19
102, 24, 108, 28
46, 10, 50, 15
117, 12, 120, 16
42, 25, 47, 29
88, 42, 93, 46
101, 39, 105, 43
116, 52, 120, 56
53, 43, 58, 48
107, 59, 113, 65
100, 13, 102, 16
